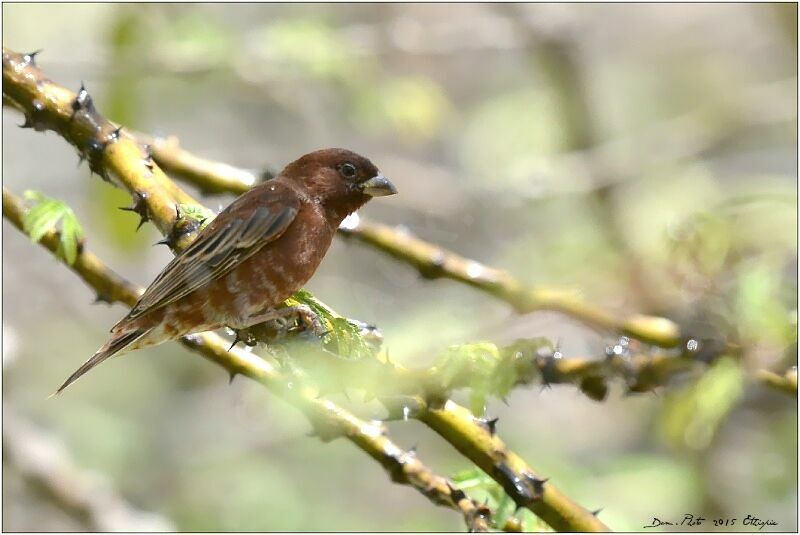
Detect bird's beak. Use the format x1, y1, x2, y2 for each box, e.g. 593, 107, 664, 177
360, 173, 398, 197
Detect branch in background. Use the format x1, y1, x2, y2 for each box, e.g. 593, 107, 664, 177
3, 187, 513, 533
3, 406, 175, 532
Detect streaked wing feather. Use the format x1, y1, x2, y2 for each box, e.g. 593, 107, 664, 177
123, 190, 299, 322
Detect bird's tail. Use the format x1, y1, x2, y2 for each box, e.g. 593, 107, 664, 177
53, 328, 151, 395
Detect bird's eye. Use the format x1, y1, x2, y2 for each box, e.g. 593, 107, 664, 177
339, 163, 357, 179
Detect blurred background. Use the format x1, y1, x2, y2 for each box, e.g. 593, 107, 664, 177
3, 3, 797, 531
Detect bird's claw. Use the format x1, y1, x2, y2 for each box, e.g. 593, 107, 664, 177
293, 305, 328, 339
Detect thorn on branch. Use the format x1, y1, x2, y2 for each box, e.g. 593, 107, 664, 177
591, 507, 603, 517
93, 293, 113, 305
524, 473, 548, 500
479, 416, 499, 436
170, 204, 203, 245
23, 49, 42, 67
142, 144, 154, 172
151, 204, 202, 250
84, 138, 111, 183
20, 99, 48, 131
474, 501, 492, 522
108, 126, 123, 143
118, 191, 150, 231
445, 481, 467, 505
494, 463, 547, 509
71, 82, 95, 114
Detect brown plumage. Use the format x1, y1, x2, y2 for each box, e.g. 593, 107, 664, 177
56, 148, 397, 394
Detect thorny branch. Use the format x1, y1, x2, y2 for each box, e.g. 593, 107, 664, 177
3, 186, 508, 533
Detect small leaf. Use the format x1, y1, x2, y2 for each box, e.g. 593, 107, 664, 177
24, 201, 63, 242
22, 190, 84, 265
177, 203, 214, 227
493, 494, 514, 529
23, 190, 45, 202
59, 213, 83, 265
451, 468, 489, 488
286, 289, 375, 359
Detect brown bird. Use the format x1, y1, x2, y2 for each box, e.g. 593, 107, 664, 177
56, 148, 397, 393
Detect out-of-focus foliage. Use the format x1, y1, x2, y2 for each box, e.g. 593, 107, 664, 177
658, 357, 745, 451
3, 3, 796, 532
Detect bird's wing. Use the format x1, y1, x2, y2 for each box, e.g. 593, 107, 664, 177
121, 184, 300, 324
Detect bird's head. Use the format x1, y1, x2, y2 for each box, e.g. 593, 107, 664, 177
280, 148, 397, 222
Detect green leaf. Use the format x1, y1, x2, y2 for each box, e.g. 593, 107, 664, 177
178, 203, 214, 228
451, 468, 490, 489
286, 289, 375, 360
60, 214, 84, 265
24, 201, 64, 242
22, 190, 84, 265
658, 357, 744, 451
493, 493, 514, 530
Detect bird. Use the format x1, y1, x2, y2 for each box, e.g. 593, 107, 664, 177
55, 148, 397, 394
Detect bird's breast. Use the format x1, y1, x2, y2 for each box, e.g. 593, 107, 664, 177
206, 204, 335, 322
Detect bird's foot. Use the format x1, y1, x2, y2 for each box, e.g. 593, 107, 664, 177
292, 304, 328, 339
227, 305, 328, 348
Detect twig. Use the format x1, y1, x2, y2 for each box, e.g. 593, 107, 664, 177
3, 187, 504, 533
3, 405, 175, 532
